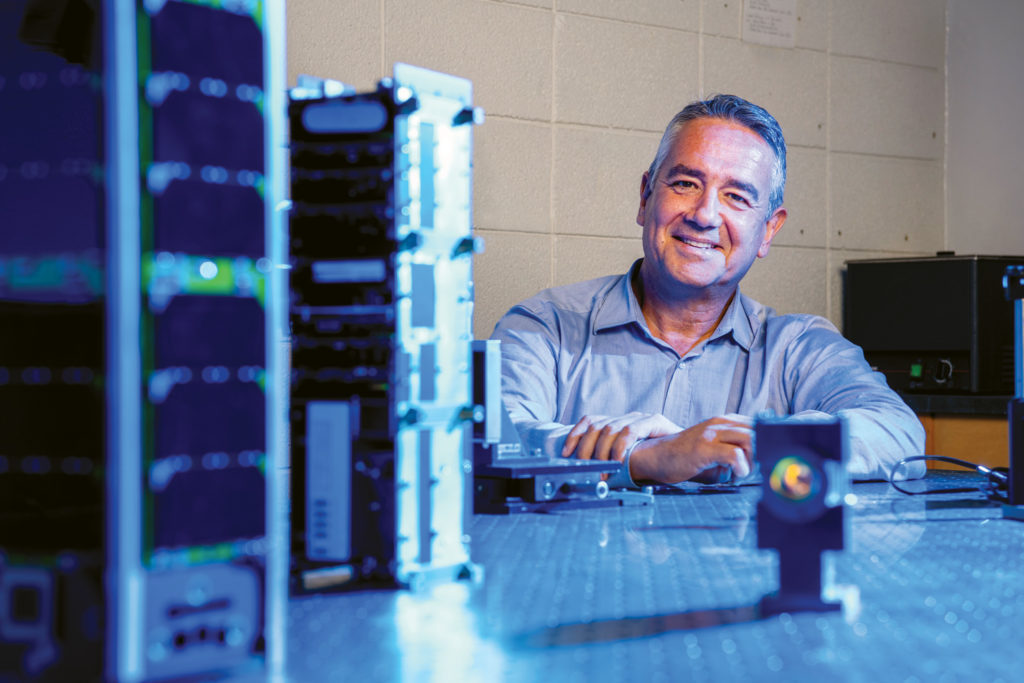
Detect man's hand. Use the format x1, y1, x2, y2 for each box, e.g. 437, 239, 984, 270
627, 414, 755, 484
562, 412, 684, 463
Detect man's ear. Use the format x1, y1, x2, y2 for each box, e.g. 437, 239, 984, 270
757, 207, 787, 258
637, 172, 652, 227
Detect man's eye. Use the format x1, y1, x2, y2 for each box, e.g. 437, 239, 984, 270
670, 180, 696, 190
726, 193, 751, 206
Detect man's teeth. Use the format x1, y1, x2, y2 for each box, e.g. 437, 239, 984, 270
679, 237, 716, 249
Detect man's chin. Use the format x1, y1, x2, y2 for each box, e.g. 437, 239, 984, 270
665, 273, 734, 297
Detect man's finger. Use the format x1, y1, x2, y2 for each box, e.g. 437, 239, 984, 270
562, 416, 595, 456
567, 416, 596, 437
701, 425, 753, 448
730, 446, 751, 478
592, 422, 629, 461
608, 428, 638, 463
569, 417, 615, 459
703, 443, 753, 479
692, 444, 751, 483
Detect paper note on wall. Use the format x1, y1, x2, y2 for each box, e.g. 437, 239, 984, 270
743, 0, 797, 48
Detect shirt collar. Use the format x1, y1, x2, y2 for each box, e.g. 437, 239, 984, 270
593, 259, 758, 351
713, 292, 755, 351
593, 259, 644, 332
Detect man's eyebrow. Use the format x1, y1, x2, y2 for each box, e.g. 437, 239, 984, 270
663, 163, 760, 202
663, 163, 705, 182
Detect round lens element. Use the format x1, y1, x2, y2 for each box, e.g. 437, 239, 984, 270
769, 456, 820, 502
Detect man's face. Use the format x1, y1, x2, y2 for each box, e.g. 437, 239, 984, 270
636, 117, 786, 301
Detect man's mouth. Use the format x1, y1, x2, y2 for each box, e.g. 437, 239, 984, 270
674, 235, 719, 250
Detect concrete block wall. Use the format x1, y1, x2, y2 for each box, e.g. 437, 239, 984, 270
288, 0, 948, 337
947, 0, 1024, 258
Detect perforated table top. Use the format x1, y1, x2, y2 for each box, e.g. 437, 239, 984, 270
287, 472, 1024, 682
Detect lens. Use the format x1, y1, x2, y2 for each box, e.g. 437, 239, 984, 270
769, 456, 819, 502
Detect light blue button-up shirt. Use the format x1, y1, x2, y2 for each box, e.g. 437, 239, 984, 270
491, 261, 926, 485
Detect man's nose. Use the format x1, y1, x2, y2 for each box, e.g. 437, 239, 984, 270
687, 190, 723, 231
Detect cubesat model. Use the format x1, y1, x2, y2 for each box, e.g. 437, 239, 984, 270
1, 0, 287, 680
288, 64, 482, 590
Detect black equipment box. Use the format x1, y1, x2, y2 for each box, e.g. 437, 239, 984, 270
844, 255, 1024, 395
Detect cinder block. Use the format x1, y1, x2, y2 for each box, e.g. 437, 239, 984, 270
553, 126, 660, 239
554, 13, 700, 130
831, 153, 944, 253
774, 145, 826, 249
704, 0, 826, 50
288, 0, 382, 90
948, 190, 1024, 256
558, 0, 700, 32
475, 118, 552, 234
947, 0, 1024, 258
742, 246, 827, 317
474, 230, 553, 339
702, 0, 740, 38
703, 36, 827, 148
793, 0, 828, 51
386, 0, 553, 121
553, 235, 642, 287
830, 57, 943, 159
832, 0, 945, 68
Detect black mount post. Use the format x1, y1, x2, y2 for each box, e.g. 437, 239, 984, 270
1003, 265, 1024, 516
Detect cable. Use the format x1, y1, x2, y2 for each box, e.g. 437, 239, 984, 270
889, 455, 1009, 501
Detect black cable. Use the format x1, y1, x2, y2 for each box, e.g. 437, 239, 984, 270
889, 455, 1009, 500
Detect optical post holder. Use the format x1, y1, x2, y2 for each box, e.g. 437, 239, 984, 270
1003, 265, 1024, 518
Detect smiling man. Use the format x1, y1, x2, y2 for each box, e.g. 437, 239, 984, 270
491, 94, 925, 486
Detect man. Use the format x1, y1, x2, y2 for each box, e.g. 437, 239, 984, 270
491, 94, 924, 487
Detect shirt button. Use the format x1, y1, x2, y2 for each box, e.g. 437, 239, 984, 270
677, 360, 686, 369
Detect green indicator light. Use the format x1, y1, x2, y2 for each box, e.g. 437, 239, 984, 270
910, 363, 923, 378
189, 258, 234, 293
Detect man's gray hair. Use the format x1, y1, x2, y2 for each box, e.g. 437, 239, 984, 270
646, 94, 787, 216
